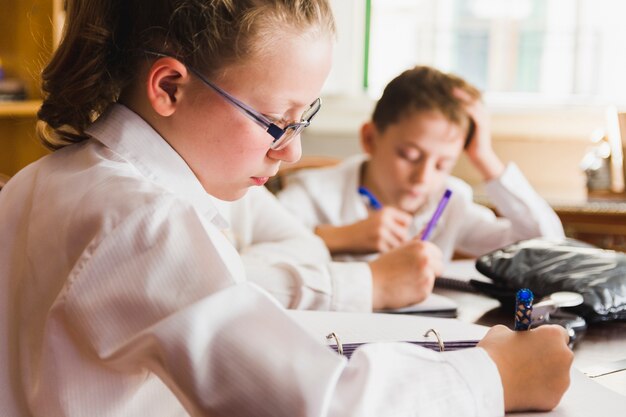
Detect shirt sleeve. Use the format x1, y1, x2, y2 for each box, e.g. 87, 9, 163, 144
455, 163, 564, 256
485, 163, 564, 238
62, 198, 504, 416
276, 174, 327, 229
234, 187, 373, 312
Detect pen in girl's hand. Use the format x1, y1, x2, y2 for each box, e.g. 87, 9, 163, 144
514, 288, 534, 331
420, 189, 452, 241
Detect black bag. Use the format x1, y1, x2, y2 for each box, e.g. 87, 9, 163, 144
474, 238, 626, 323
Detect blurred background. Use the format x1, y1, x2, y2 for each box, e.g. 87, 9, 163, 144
3, 0, 626, 250
307, 0, 626, 202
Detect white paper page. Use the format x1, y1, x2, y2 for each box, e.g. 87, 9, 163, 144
287, 310, 488, 344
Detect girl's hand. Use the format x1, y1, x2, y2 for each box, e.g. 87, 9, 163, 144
478, 324, 573, 412
454, 88, 505, 181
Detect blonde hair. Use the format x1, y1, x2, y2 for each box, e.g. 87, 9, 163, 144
37, 0, 335, 150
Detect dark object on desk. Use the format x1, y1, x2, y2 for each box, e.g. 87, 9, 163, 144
377, 293, 458, 318
328, 339, 478, 359
435, 276, 479, 293
475, 237, 626, 323
539, 309, 587, 348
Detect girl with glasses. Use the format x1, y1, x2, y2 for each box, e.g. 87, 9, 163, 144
0, 0, 571, 416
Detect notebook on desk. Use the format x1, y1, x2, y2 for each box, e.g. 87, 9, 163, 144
375, 260, 492, 317
288, 309, 484, 359
376, 293, 458, 318
436, 259, 493, 292
288, 310, 626, 415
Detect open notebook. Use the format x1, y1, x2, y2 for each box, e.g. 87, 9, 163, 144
288, 310, 487, 355
288, 310, 626, 415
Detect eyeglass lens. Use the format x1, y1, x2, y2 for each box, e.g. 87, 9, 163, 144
271, 99, 322, 150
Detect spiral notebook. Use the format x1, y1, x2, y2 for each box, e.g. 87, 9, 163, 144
288, 310, 486, 359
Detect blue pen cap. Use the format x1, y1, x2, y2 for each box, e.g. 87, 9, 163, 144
514, 288, 534, 331
516, 288, 534, 304
357, 186, 382, 210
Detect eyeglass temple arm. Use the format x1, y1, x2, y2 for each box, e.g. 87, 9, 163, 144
187, 67, 288, 141
188, 67, 286, 141
143, 50, 280, 135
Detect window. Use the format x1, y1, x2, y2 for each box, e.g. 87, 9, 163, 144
329, 0, 626, 107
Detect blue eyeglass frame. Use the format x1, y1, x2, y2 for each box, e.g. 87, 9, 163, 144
144, 50, 321, 150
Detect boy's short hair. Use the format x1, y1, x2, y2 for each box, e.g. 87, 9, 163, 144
372, 66, 481, 134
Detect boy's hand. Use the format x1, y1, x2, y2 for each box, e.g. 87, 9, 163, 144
316, 207, 412, 254
478, 324, 573, 412
454, 88, 505, 181
369, 240, 443, 309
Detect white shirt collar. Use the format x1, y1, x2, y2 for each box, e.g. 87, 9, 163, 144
86, 104, 227, 228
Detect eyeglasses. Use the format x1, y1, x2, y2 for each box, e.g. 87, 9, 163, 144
144, 50, 321, 150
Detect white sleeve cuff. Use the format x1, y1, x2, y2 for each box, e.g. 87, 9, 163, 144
443, 347, 505, 416
327, 262, 373, 312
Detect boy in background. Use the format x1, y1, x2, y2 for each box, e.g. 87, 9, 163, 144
278, 66, 564, 262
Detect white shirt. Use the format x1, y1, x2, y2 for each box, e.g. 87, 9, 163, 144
215, 187, 372, 311
0, 104, 504, 416
277, 154, 565, 261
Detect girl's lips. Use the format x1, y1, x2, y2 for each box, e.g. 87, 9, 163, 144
251, 176, 269, 186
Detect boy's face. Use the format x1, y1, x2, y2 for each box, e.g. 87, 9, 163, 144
362, 110, 465, 213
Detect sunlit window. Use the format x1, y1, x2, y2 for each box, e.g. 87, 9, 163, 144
363, 0, 626, 106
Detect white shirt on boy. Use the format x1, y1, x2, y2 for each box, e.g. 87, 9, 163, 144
278, 154, 565, 262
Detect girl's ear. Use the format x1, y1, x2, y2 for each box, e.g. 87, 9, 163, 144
146, 57, 190, 117
360, 122, 378, 155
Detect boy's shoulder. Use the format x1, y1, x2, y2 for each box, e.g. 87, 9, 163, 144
284, 154, 365, 190
445, 176, 475, 201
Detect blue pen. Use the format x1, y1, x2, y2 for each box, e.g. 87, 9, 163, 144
514, 288, 534, 331
358, 186, 383, 210
420, 189, 452, 241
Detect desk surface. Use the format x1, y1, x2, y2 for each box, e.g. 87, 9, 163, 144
475, 193, 626, 215
434, 285, 626, 397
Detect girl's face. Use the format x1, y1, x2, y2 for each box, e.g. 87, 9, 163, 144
170, 31, 333, 201
363, 110, 465, 213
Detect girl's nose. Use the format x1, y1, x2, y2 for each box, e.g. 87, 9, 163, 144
267, 134, 302, 164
